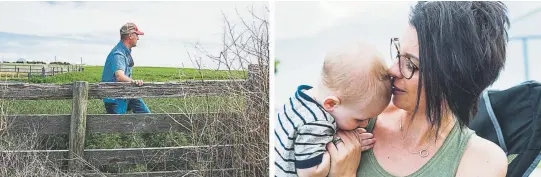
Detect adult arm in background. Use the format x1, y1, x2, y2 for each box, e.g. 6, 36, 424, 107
327, 128, 374, 177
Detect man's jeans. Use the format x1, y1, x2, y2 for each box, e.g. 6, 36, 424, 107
104, 98, 151, 114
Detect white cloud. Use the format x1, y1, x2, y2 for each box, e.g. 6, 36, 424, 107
0, 1, 268, 68
275, 1, 415, 40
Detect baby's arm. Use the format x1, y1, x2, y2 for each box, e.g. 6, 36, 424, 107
297, 152, 330, 177
294, 121, 336, 177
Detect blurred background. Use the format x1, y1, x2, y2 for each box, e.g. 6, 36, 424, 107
275, 1, 541, 107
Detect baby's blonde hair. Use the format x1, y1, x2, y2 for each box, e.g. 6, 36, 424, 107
321, 42, 391, 107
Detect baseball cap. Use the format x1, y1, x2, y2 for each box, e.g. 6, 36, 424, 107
120, 22, 144, 35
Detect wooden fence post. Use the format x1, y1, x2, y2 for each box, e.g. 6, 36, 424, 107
68, 81, 89, 172
245, 65, 259, 113
243, 64, 268, 176
245, 64, 268, 113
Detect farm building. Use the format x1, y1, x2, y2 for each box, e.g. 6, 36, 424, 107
16, 58, 26, 63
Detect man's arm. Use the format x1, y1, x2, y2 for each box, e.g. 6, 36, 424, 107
111, 54, 143, 86
114, 70, 133, 82
115, 70, 143, 86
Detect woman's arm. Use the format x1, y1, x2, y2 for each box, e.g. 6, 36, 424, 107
456, 135, 508, 177
327, 128, 375, 177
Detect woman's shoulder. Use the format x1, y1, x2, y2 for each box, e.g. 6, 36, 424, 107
456, 132, 508, 177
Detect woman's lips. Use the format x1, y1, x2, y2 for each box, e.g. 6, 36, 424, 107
392, 85, 406, 94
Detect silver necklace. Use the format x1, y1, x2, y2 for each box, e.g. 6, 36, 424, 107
400, 118, 433, 158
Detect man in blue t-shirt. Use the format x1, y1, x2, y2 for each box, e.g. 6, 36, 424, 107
101, 22, 150, 114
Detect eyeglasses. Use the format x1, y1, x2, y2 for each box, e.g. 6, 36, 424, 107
390, 38, 419, 79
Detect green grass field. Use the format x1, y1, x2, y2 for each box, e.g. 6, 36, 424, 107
16, 65, 247, 83
2, 65, 248, 173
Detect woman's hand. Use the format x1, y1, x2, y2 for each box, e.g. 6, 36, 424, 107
327, 128, 375, 177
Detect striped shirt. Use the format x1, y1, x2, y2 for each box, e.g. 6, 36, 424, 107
274, 85, 336, 177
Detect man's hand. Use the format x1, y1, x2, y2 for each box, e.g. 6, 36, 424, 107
131, 79, 144, 86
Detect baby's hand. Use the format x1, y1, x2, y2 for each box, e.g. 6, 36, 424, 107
357, 128, 375, 151
297, 152, 331, 177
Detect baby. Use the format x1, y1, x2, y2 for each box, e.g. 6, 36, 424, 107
274, 42, 392, 177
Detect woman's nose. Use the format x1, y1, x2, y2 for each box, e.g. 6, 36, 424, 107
388, 61, 402, 79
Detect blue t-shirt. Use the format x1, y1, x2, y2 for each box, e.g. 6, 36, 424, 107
101, 41, 134, 103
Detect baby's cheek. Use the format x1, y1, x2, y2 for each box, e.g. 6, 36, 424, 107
359, 120, 369, 128
337, 119, 358, 131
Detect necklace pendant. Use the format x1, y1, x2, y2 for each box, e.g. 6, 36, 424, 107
419, 149, 429, 158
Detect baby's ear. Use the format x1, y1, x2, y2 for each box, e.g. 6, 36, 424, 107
322, 96, 340, 111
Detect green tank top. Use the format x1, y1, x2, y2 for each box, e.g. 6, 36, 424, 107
356, 117, 475, 177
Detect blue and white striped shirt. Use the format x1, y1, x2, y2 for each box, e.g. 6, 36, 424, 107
274, 85, 336, 177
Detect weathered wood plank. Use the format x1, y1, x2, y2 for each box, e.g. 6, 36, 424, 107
6, 114, 70, 134
84, 145, 235, 167
86, 113, 238, 134
88, 80, 247, 99
83, 168, 238, 177
0, 80, 247, 100
69, 81, 89, 172
0, 83, 73, 100
1, 145, 236, 169
6, 113, 239, 134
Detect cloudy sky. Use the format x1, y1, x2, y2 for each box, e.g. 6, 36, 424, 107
275, 1, 541, 105
0, 1, 268, 68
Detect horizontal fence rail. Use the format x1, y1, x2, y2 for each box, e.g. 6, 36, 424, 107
83, 168, 239, 177
0, 80, 248, 100
6, 112, 240, 135
1, 145, 236, 169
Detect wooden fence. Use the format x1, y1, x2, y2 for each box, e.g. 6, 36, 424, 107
0, 64, 83, 78
0, 64, 268, 176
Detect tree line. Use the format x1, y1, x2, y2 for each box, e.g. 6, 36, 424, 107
2, 61, 73, 65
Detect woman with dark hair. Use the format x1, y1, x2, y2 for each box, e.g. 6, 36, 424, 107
326, 2, 510, 176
